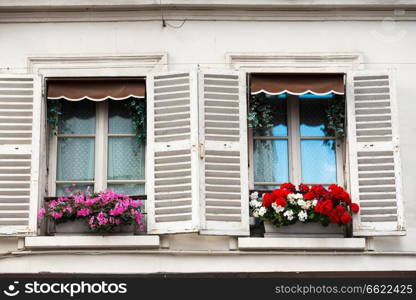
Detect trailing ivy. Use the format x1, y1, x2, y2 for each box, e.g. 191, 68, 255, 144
247, 93, 276, 128
122, 97, 147, 143
46, 97, 147, 145
324, 95, 345, 139
248, 93, 346, 142
47, 99, 62, 136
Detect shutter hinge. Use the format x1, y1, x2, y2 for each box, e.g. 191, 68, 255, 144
199, 143, 205, 159
16, 228, 34, 235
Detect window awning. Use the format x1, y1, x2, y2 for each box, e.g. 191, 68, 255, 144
250, 73, 345, 96
47, 77, 145, 101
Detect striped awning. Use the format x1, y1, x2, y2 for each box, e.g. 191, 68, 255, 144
250, 73, 344, 96
47, 77, 145, 101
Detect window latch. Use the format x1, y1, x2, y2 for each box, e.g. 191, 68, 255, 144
200, 143, 205, 159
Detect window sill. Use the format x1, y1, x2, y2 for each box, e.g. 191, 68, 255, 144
238, 237, 366, 251
25, 235, 160, 249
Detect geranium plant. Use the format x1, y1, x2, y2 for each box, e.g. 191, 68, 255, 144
250, 183, 359, 227
38, 188, 144, 233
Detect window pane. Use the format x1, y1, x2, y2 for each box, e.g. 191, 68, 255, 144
56, 184, 92, 197
108, 137, 145, 180
57, 138, 95, 181
58, 100, 95, 134
254, 139, 289, 184
254, 185, 280, 191
107, 184, 145, 195
253, 97, 287, 137
108, 100, 135, 134
301, 139, 337, 183
299, 98, 330, 137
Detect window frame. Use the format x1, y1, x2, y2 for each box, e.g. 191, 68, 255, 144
226, 52, 363, 194
47, 99, 146, 196
248, 93, 345, 190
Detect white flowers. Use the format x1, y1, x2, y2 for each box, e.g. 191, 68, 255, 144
258, 207, 267, 217
272, 202, 285, 213
287, 193, 303, 204
283, 209, 294, 221
312, 199, 318, 207
250, 200, 262, 209
250, 192, 259, 201
297, 199, 306, 208
298, 210, 308, 222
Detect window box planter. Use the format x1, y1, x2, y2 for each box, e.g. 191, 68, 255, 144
47, 219, 142, 236
40, 191, 146, 236
263, 221, 344, 238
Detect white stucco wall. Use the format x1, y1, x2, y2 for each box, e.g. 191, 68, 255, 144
0, 17, 415, 272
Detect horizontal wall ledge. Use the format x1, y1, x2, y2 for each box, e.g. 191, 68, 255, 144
238, 237, 366, 251
25, 235, 160, 249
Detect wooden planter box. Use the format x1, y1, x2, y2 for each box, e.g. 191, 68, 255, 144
263, 221, 345, 238
48, 219, 141, 236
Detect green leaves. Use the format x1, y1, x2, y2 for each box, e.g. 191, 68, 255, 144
247, 93, 276, 128
324, 95, 345, 139
123, 97, 147, 144
47, 100, 62, 136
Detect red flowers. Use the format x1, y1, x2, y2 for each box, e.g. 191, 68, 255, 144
280, 183, 296, 192
256, 183, 359, 227
321, 200, 334, 215
262, 193, 274, 208
303, 191, 315, 200
275, 197, 286, 208
298, 183, 310, 194
341, 212, 352, 224
350, 203, 360, 213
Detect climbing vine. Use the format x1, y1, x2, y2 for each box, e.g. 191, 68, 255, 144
47, 98, 146, 143
47, 100, 62, 136
248, 93, 346, 140
324, 95, 346, 139
122, 97, 147, 143
247, 93, 276, 129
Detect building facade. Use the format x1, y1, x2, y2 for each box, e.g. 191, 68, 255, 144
0, 0, 415, 275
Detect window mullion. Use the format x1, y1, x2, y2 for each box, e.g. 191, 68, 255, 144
288, 95, 301, 186
48, 131, 58, 196
94, 101, 108, 192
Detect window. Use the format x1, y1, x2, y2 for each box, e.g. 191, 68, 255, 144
50, 99, 145, 196
250, 93, 343, 190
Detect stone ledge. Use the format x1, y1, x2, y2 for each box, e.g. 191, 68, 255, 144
238, 237, 366, 251
25, 235, 160, 249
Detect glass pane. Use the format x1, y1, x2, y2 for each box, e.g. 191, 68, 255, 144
108, 137, 145, 180
57, 138, 95, 181
253, 139, 289, 184
108, 100, 135, 134
107, 184, 145, 195
56, 184, 93, 197
299, 98, 330, 137
301, 139, 337, 183
254, 185, 280, 191
58, 100, 95, 134
253, 97, 287, 137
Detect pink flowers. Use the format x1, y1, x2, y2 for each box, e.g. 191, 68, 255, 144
51, 211, 63, 219
37, 208, 46, 219
77, 208, 91, 217
38, 188, 145, 233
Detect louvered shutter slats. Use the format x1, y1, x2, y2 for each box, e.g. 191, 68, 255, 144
147, 71, 200, 233
0, 75, 34, 234
199, 71, 249, 235
347, 72, 405, 236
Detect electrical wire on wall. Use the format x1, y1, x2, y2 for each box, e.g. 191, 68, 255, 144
159, 0, 187, 28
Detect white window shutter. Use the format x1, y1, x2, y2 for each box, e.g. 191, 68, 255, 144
0, 75, 36, 235
198, 69, 249, 236
347, 71, 405, 236
146, 70, 200, 234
